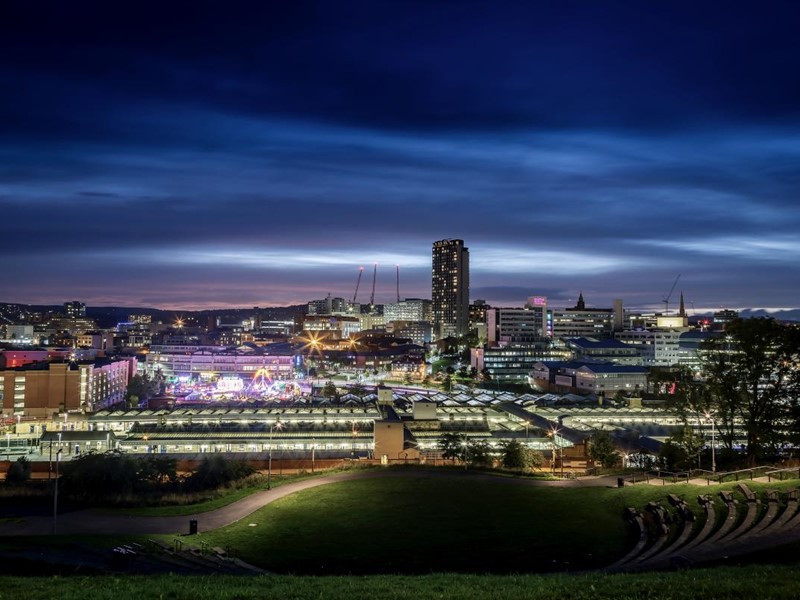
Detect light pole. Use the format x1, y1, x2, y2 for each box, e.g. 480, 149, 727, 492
463, 415, 469, 470
53, 448, 62, 535
267, 420, 282, 490
549, 427, 563, 476
6, 432, 9, 461
705, 412, 716, 473
351, 420, 358, 460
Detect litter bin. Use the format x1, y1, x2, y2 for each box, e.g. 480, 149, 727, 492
617, 477, 625, 488
189, 519, 198, 535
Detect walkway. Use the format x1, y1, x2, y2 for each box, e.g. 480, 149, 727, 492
0, 469, 619, 537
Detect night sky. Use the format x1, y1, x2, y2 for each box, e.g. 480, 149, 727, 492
2, 2, 799, 311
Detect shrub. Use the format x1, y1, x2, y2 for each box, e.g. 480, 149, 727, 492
5, 456, 32, 485
184, 455, 256, 492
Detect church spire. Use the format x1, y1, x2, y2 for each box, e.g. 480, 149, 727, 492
679, 291, 686, 317
576, 292, 585, 310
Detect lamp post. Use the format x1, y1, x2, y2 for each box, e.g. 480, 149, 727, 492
549, 427, 564, 476
704, 412, 716, 473
53, 448, 62, 535
463, 415, 469, 471
6, 432, 9, 461
548, 428, 557, 474
267, 420, 282, 490
351, 420, 358, 460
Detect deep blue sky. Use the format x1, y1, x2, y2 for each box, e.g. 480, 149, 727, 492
2, 1, 799, 311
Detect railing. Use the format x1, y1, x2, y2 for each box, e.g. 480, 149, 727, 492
625, 466, 778, 486
765, 467, 800, 482
631, 470, 694, 485
710, 465, 774, 484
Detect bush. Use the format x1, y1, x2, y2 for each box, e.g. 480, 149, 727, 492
185, 455, 256, 492
5, 456, 32, 485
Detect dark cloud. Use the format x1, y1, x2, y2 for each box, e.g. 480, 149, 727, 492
1, 1, 800, 310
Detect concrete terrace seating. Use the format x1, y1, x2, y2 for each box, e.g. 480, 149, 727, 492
607, 487, 800, 572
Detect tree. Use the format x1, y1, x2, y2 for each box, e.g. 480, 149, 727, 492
138, 455, 178, 485
441, 374, 453, 392
185, 455, 255, 492
466, 440, 493, 468
499, 439, 541, 471
349, 383, 368, 402
588, 431, 619, 469
500, 439, 526, 469
125, 373, 164, 408
322, 380, 339, 400
438, 431, 465, 462
662, 425, 705, 471
700, 318, 800, 464
5, 456, 32, 484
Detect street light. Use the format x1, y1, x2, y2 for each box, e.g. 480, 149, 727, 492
267, 420, 283, 490
704, 412, 716, 473
53, 448, 62, 535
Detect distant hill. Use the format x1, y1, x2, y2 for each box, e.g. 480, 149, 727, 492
738, 308, 800, 322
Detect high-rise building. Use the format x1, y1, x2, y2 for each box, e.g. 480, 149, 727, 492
432, 239, 469, 339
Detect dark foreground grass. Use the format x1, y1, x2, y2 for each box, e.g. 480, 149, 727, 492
188, 475, 800, 575
3, 566, 800, 600
194, 475, 626, 573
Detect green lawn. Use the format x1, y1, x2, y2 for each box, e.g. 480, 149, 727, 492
3, 566, 800, 599
182, 475, 800, 575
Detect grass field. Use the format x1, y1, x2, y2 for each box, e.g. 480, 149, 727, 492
179, 474, 800, 575
3, 566, 800, 599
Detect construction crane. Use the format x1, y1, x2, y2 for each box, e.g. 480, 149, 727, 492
396, 264, 400, 303
662, 274, 681, 315
351, 266, 364, 304
369, 263, 378, 309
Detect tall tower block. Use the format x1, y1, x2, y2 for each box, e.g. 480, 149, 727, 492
432, 239, 470, 340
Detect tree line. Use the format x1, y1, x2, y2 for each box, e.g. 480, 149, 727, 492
660, 318, 800, 468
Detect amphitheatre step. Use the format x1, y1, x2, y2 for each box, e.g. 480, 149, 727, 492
726, 484, 761, 541
678, 495, 716, 553
606, 508, 648, 569
702, 491, 739, 545
745, 490, 780, 537
634, 503, 674, 563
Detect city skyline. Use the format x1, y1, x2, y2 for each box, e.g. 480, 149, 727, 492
2, 3, 800, 311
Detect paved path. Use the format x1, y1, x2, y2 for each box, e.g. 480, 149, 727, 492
0, 470, 620, 537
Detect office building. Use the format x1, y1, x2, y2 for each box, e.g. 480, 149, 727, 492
551, 293, 614, 339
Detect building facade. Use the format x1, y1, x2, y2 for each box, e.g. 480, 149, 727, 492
432, 239, 469, 339
0, 357, 135, 418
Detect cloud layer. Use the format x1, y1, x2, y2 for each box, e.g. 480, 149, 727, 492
2, 2, 799, 310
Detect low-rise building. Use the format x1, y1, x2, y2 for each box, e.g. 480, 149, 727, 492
0, 356, 135, 418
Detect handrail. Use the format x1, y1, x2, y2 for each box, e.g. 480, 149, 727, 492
765, 467, 800, 482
